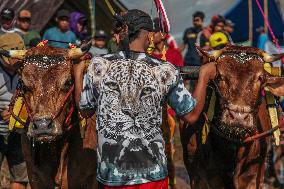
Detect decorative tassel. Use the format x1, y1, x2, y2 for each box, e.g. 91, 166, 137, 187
37, 40, 48, 47
161, 45, 167, 61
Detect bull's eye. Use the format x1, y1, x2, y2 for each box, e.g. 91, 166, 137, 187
217, 74, 226, 82
62, 79, 73, 91
105, 82, 119, 91
140, 87, 154, 98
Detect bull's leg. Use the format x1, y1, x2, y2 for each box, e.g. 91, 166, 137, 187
67, 122, 98, 189
233, 139, 267, 189
55, 141, 69, 189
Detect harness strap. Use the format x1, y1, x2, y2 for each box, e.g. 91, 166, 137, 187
202, 90, 216, 144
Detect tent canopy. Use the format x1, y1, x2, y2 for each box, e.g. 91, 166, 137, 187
224, 0, 284, 46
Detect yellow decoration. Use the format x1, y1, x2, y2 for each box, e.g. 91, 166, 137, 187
202, 91, 216, 144
264, 63, 281, 146
147, 36, 155, 54
9, 97, 28, 130
161, 45, 167, 61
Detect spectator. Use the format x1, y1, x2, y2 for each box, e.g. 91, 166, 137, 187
15, 9, 41, 49
89, 29, 108, 56
153, 17, 178, 50
256, 26, 268, 50
69, 11, 88, 43
43, 9, 77, 48
224, 19, 234, 43
107, 30, 120, 54
152, 26, 184, 67
0, 33, 28, 189
180, 11, 207, 66
211, 16, 226, 33
0, 8, 16, 34
224, 19, 234, 35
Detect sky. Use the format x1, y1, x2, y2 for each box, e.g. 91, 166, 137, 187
120, 0, 237, 42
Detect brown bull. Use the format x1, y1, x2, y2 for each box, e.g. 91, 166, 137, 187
3, 46, 98, 189
180, 45, 284, 189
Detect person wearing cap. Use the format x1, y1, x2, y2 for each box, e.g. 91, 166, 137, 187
43, 9, 77, 48
0, 33, 28, 189
15, 9, 41, 49
69, 11, 88, 43
209, 31, 230, 50
89, 29, 108, 57
224, 19, 234, 35
74, 9, 216, 189
0, 8, 17, 35
224, 19, 234, 44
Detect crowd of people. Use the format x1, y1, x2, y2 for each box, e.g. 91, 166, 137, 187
0, 5, 282, 189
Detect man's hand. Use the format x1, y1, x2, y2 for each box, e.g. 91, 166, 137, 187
1, 106, 11, 123
181, 62, 216, 125
199, 62, 217, 81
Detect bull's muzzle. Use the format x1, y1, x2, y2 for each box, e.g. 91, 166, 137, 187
33, 118, 52, 134
228, 110, 249, 122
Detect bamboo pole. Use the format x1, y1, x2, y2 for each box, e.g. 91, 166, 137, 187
264, 0, 268, 33
248, 0, 253, 45
88, 0, 96, 36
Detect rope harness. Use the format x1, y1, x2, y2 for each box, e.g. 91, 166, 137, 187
8, 80, 75, 132
203, 68, 283, 145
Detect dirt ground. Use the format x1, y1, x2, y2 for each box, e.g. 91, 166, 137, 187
1, 126, 280, 189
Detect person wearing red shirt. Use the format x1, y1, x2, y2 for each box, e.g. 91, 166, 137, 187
151, 29, 184, 67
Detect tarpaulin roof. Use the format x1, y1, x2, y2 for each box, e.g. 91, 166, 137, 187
0, 0, 126, 36
224, 0, 284, 46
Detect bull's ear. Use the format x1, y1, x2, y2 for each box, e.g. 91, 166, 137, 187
262, 52, 284, 63
0, 49, 27, 61
196, 45, 222, 61
264, 73, 284, 96
68, 42, 92, 60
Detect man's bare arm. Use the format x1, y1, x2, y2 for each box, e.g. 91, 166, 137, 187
181, 62, 216, 124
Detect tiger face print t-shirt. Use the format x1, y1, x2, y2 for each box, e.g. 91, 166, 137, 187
79, 51, 196, 186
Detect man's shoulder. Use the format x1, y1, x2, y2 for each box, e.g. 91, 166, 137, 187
44, 27, 56, 35
184, 27, 195, 33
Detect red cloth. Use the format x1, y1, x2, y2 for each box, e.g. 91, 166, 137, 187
166, 34, 178, 49
103, 178, 168, 189
152, 48, 184, 67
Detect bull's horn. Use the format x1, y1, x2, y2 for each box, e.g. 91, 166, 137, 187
68, 42, 92, 60
196, 45, 222, 61
0, 49, 27, 60
262, 52, 284, 63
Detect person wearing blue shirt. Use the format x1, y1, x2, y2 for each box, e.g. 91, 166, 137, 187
257, 26, 268, 50
43, 9, 77, 48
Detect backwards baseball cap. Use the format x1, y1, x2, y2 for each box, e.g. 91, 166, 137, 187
1, 8, 15, 20
18, 9, 31, 18
56, 9, 70, 18
225, 19, 235, 27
